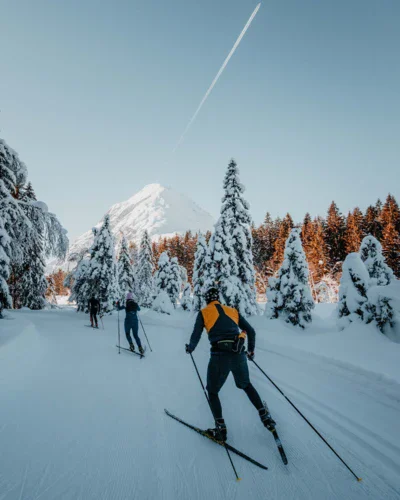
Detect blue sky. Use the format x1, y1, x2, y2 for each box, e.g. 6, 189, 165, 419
1, 0, 399, 242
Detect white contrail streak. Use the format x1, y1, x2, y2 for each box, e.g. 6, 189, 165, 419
173, 3, 261, 152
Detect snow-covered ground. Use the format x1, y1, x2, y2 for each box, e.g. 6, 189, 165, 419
1, 304, 400, 499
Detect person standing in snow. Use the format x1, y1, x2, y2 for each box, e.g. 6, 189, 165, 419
117, 292, 144, 355
185, 287, 275, 442
88, 296, 101, 328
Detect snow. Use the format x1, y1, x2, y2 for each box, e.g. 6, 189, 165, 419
1, 304, 400, 499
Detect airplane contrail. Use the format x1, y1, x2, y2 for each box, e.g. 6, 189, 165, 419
173, 3, 261, 152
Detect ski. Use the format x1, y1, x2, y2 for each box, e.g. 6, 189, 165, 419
271, 429, 288, 465
116, 345, 146, 359
164, 409, 268, 471
85, 325, 99, 329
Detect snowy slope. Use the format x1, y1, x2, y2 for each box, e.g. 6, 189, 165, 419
70, 183, 214, 257
1, 305, 400, 499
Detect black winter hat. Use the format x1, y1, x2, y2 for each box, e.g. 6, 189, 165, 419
204, 287, 219, 304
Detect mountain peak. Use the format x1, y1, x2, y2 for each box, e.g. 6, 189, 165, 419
64, 184, 215, 263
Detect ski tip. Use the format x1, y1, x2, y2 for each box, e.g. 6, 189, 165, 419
357, 478, 362, 482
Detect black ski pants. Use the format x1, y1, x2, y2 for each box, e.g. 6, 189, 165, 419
206, 352, 263, 421
90, 310, 98, 327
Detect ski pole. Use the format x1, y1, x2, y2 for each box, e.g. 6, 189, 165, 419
249, 358, 362, 482
188, 352, 241, 482
117, 308, 120, 355
138, 315, 153, 352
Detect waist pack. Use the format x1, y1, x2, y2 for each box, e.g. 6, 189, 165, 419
213, 332, 247, 353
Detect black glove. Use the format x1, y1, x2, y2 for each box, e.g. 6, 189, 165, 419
247, 351, 255, 361
185, 344, 193, 354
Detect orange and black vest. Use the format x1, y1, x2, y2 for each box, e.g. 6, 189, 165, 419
201, 301, 241, 344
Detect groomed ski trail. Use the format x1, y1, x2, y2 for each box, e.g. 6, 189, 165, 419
0, 307, 399, 499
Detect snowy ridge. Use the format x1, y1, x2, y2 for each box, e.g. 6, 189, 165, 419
53, 184, 215, 269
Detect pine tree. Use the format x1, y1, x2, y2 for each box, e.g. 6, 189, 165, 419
192, 233, 207, 311
204, 217, 242, 312
364, 205, 383, 240
359, 235, 393, 285
337, 253, 370, 329
265, 228, 314, 328
345, 208, 364, 254
381, 194, 400, 233
325, 201, 346, 272
272, 213, 294, 270
181, 282, 192, 311
219, 159, 257, 315
135, 230, 154, 307
0, 216, 12, 314
307, 217, 329, 284
86, 215, 118, 313
381, 221, 400, 277
154, 252, 171, 292
168, 257, 182, 307
118, 236, 135, 301
70, 258, 90, 311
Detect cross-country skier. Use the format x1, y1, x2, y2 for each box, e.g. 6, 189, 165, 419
185, 287, 275, 442
117, 292, 144, 355
88, 296, 101, 328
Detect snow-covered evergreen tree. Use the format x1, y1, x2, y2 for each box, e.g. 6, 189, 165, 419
70, 258, 90, 311
204, 217, 242, 311
181, 282, 192, 311
167, 257, 182, 307
135, 230, 154, 307
118, 235, 135, 301
154, 252, 171, 292
265, 228, 314, 328
219, 159, 257, 315
337, 253, 370, 329
192, 233, 207, 311
86, 215, 118, 313
360, 235, 394, 286
0, 216, 12, 315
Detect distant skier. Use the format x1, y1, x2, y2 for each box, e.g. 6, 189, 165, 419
118, 292, 144, 355
88, 296, 101, 328
185, 287, 275, 442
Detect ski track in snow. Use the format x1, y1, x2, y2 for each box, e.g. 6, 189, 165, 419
1, 308, 400, 499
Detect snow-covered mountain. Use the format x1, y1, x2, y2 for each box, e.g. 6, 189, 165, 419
60, 184, 215, 266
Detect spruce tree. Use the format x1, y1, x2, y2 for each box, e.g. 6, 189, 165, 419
307, 217, 329, 283
272, 213, 294, 270
168, 257, 182, 307
71, 258, 90, 311
265, 228, 314, 328
204, 216, 242, 312
86, 215, 118, 313
338, 253, 370, 329
118, 236, 135, 301
154, 252, 171, 292
219, 159, 257, 315
359, 235, 393, 286
364, 205, 382, 240
0, 216, 12, 314
345, 209, 364, 254
136, 231, 154, 307
21, 182, 37, 202
381, 222, 400, 277
192, 233, 207, 311
381, 194, 400, 233
324, 201, 346, 272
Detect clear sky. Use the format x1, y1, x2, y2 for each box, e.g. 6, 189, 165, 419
1, 0, 399, 242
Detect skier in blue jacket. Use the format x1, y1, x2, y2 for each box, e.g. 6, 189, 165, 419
118, 292, 144, 354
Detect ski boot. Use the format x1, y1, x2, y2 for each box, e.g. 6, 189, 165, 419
259, 403, 276, 432
129, 343, 136, 352
139, 346, 145, 356
206, 419, 227, 442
